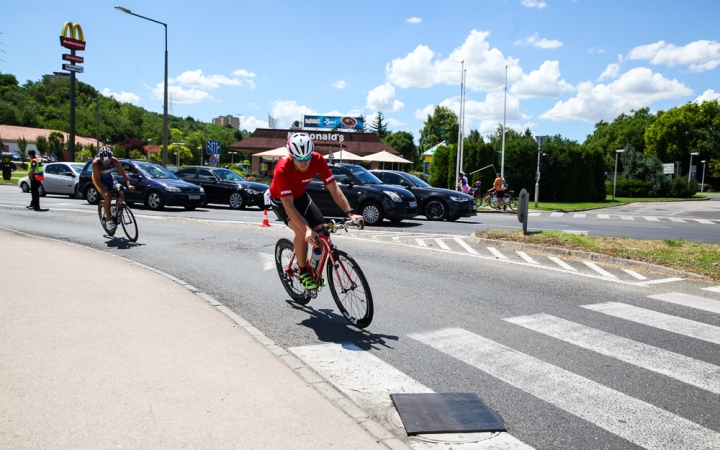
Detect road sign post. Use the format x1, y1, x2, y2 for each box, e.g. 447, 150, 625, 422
517, 188, 529, 234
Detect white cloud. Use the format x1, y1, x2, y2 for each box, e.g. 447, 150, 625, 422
366, 83, 404, 112
101, 88, 139, 105
171, 69, 242, 90
540, 67, 693, 122
239, 116, 268, 131
232, 69, 257, 89
385, 118, 406, 128
521, 0, 548, 8
415, 92, 528, 124
406, 17, 421, 24
510, 61, 572, 98
588, 47, 606, 54
597, 63, 620, 81
332, 80, 347, 89
386, 30, 522, 92
151, 83, 214, 104
271, 100, 318, 128
627, 40, 720, 72
695, 89, 720, 104
514, 33, 563, 49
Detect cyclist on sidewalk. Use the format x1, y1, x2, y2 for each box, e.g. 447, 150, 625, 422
92, 147, 135, 231
269, 133, 364, 291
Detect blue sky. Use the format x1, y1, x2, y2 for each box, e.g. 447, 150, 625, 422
3, 0, 719, 143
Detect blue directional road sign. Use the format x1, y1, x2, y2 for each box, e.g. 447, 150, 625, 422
206, 140, 221, 155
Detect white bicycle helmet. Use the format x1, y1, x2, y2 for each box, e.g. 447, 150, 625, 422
286, 133, 314, 159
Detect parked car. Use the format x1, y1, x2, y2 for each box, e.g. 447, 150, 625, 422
370, 170, 477, 221
304, 163, 417, 226
77, 159, 206, 210
698, 183, 715, 192
18, 162, 86, 198
174, 166, 269, 209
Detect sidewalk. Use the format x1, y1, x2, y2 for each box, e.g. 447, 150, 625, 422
0, 229, 385, 449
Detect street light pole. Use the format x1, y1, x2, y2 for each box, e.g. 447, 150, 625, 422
198, 147, 203, 166
171, 142, 185, 168
501, 64, 508, 180
230, 151, 237, 165
701, 160, 706, 191
688, 152, 699, 183
613, 149, 625, 201
89, 98, 100, 150
147, 138, 152, 162
534, 136, 546, 208
115, 6, 168, 168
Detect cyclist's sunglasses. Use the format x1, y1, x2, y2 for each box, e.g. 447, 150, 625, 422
293, 154, 312, 162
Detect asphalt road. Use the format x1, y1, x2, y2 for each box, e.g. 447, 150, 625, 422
2, 186, 720, 449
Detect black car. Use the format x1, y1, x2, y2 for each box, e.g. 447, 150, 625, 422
370, 170, 476, 221
304, 163, 417, 226
78, 159, 206, 211
174, 166, 269, 209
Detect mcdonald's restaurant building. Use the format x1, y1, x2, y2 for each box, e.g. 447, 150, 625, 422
229, 129, 400, 174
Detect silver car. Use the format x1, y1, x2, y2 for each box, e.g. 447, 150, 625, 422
18, 162, 86, 198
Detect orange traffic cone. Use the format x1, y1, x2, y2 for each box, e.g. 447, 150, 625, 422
260, 208, 271, 227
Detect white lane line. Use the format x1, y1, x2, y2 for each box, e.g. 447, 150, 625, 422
597, 214, 610, 219
633, 277, 684, 286
486, 246, 509, 260
415, 239, 427, 247
582, 302, 720, 346
549, 212, 564, 218
505, 313, 720, 395
409, 328, 720, 450
582, 261, 618, 279
453, 237, 480, 254
528, 212, 541, 217
669, 218, 687, 223
516, 251, 539, 265
259, 252, 275, 271
392, 236, 400, 241
573, 213, 586, 218
290, 343, 533, 450
622, 269, 647, 280
693, 219, 715, 225
702, 286, 720, 293
548, 256, 577, 271
434, 238, 451, 250
644, 216, 660, 222
620, 215, 635, 221
648, 292, 720, 314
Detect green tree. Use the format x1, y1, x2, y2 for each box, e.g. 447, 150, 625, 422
419, 105, 458, 152
35, 135, 48, 155
47, 131, 65, 156
368, 112, 391, 139
291, 120, 300, 128
427, 144, 451, 188
17, 136, 28, 162
382, 131, 417, 165
583, 108, 656, 169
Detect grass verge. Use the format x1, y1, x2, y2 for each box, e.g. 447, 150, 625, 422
474, 230, 720, 282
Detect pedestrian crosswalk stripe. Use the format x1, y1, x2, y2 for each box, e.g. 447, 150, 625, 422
702, 286, 720, 293
409, 327, 720, 450
669, 218, 687, 223
622, 269, 647, 280
453, 237, 480, 254
648, 292, 720, 314
633, 277, 684, 286
505, 313, 720, 395
598, 214, 610, 219
529, 212, 541, 217
620, 215, 634, 220
434, 238, 451, 250
573, 213, 586, 218
645, 216, 660, 221
548, 256, 577, 271
549, 212, 564, 217
583, 261, 618, 278
516, 251, 539, 264
582, 302, 720, 346
415, 238, 427, 247
693, 219, 715, 224
486, 246, 509, 259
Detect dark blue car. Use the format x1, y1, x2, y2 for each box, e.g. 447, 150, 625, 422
78, 159, 206, 210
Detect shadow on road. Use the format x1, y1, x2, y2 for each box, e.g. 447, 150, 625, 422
103, 236, 145, 250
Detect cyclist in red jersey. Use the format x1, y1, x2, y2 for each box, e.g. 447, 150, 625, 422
269, 133, 365, 290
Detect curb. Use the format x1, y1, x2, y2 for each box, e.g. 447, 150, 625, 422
527, 196, 712, 213
468, 235, 708, 280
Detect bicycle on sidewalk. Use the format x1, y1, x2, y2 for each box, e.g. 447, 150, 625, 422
98, 184, 139, 242
274, 218, 373, 328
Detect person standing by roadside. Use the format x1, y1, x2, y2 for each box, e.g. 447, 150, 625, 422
490, 173, 506, 210
26, 150, 43, 211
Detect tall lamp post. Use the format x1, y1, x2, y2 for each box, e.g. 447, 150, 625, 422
700, 160, 706, 192
198, 147, 203, 166
146, 138, 152, 162
613, 149, 625, 201
115, 6, 168, 168
501, 64, 508, 179
534, 136, 547, 207
171, 142, 185, 168
89, 97, 100, 150
688, 152, 699, 183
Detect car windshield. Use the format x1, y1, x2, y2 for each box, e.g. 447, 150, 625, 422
403, 173, 431, 188
70, 164, 85, 173
214, 169, 245, 182
346, 165, 382, 184
137, 164, 178, 180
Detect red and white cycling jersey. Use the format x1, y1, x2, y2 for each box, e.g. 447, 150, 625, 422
269, 153, 335, 199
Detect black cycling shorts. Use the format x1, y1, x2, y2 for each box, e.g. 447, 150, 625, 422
271, 192, 326, 229
495, 190, 505, 199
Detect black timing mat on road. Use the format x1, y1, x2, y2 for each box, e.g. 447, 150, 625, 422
390, 392, 506, 435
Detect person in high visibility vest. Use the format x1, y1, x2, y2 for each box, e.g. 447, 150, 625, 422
27, 149, 44, 211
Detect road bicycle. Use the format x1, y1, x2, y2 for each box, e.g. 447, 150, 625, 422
97, 185, 139, 242
274, 219, 373, 328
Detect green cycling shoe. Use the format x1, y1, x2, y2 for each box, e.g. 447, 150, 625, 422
298, 270, 318, 290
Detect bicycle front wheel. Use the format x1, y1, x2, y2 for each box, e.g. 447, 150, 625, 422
274, 238, 311, 305
507, 197, 518, 211
97, 200, 116, 236
119, 205, 139, 242
327, 250, 373, 328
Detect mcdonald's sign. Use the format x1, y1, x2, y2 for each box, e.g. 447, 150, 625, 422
60, 22, 86, 51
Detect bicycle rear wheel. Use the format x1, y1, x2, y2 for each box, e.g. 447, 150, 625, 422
97, 200, 116, 236
507, 197, 518, 211
327, 250, 373, 328
274, 238, 311, 305
119, 205, 139, 242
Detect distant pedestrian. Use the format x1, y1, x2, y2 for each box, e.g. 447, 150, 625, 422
27, 150, 44, 211
457, 172, 470, 194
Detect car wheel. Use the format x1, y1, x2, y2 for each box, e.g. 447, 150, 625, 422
361, 201, 384, 226
424, 198, 447, 221
145, 191, 164, 211
229, 192, 246, 210
20, 182, 29, 193
38, 184, 46, 197
85, 186, 100, 204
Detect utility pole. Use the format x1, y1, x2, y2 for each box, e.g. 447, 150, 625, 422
534, 136, 547, 207
501, 65, 508, 180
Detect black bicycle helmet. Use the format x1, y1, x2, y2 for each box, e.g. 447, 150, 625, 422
98, 146, 113, 159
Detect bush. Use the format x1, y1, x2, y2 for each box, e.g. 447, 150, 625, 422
670, 177, 699, 198
408, 171, 428, 182
605, 178, 649, 197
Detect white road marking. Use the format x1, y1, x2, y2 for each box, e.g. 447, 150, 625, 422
633, 277, 683, 286
392, 236, 400, 241
582, 302, 720, 346
290, 343, 533, 450
573, 213, 586, 218
669, 218, 687, 223
434, 238, 451, 250
409, 328, 720, 450
620, 215, 635, 221
644, 216, 660, 221
528, 212, 541, 217
693, 219, 715, 225
582, 261, 618, 279
259, 252, 275, 271
548, 256, 577, 271
486, 247, 509, 260
597, 214, 610, 219
549, 212, 564, 218
516, 251, 539, 264
648, 292, 720, 314
505, 313, 720, 395
702, 286, 720, 293
622, 269, 647, 280
415, 239, 427, 247
453, 237, 480, 254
